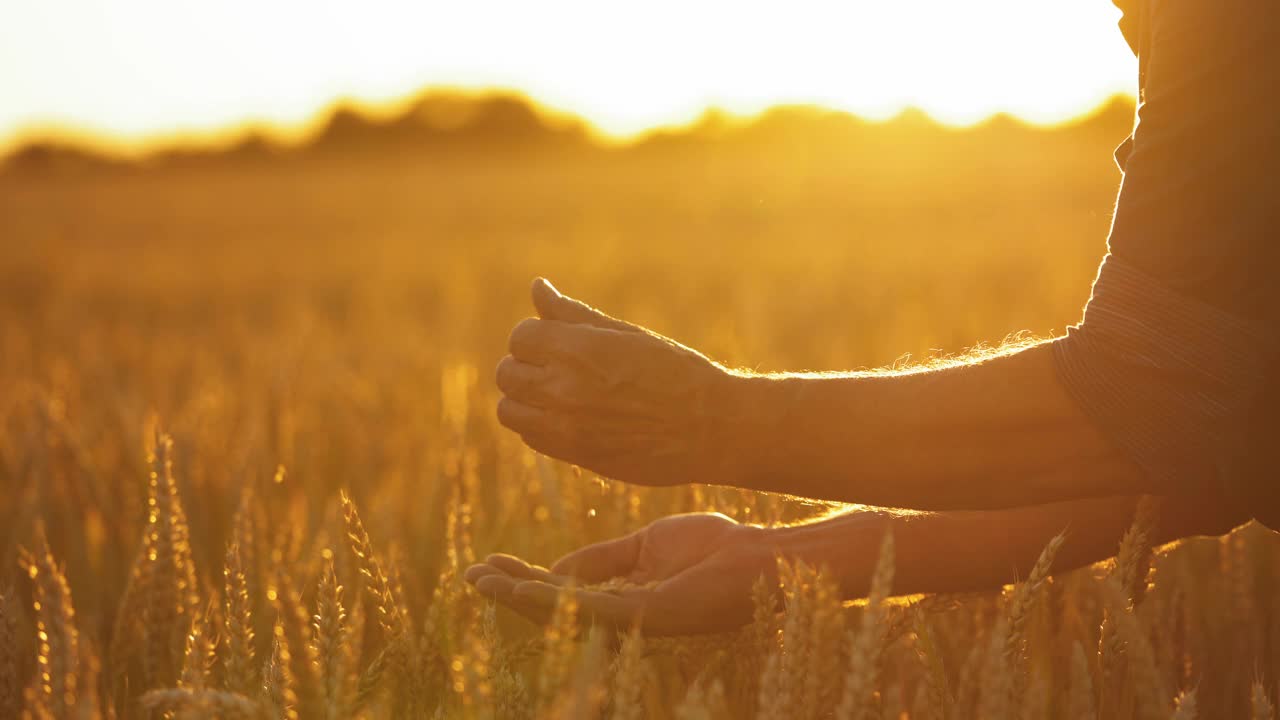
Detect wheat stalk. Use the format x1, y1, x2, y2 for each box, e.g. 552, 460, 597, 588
548, 628, 608, 719
262, 618, 299, 720
985, 530, 1066, 715
800, 563, 844, 718
0, 585, 21, 720
270, 570, 320, 716
913, 615, 950, 720
675, 678, 728, 720
735, 573, 777, 716
180, 602, 215, 691
1118, 497, 1161, 607
21, 525, 81, 718
340, 492, 406, 641
609, 624, 646, 720
1171, 687, 1198, 720
1099, 496, 1161, 715
312, 555, 348, 719
1068, 640, 1096, 720
1254, 683, 1276, 720
449, 605, 493, 712
350, 637, 397, 714
774, 557, 810, 717
835, 527, 895, 720
480, 602, 531, 720
109, 529, 153, 702
952, 624, 987, 718
145, 434, 201, 688
536, 582, 579, 712
223, 542, 257, 696
1101, 576, 1169, 720
142, 687, 265, 719
341, 492, 428, 714
1004, 532, 1066, 665
755, 640, 784, 720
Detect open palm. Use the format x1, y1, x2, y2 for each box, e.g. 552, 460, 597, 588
464, 513, 773, 635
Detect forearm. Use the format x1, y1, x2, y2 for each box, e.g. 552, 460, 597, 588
760, 494, 1247, 601
725, 340, 1153, 509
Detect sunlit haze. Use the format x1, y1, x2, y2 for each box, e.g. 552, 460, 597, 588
0, 0, 1136, 152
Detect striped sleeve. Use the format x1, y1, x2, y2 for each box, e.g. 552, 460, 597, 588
1051, 254, 1273, 499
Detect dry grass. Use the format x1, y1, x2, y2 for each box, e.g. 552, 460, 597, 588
1, 101, 1277, 717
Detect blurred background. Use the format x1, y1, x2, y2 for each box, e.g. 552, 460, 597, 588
4, 3, 1208, 716
0, 0, 1146, 564
1, 0, 1139, 368
0, 0, 1142, 597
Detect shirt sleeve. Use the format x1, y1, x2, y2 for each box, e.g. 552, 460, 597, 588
1112, 0, 1142, 56
1052, 0, 1280, 510
1052, 256, 1272, 498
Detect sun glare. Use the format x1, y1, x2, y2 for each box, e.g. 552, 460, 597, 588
0, 0, 1136, 152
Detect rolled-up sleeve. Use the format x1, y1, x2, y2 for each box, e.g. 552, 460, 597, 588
1051, 0, 1280, 514
1052, 255, 1274, 498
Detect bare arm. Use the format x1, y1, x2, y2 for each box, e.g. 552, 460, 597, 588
498, 279, 1153, 510
771, 492, 1243, 601
728, 342, 1154, 510
465, 493, 1247, 635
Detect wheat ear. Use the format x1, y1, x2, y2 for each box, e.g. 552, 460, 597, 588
1253, 683, 1276, 720
223, 542, 257, 696
1171, 687, 1198, 720
0, 585, 21, 720
21, 524, 81, 718
312, 555, 348, 719
835, 526, 895, 720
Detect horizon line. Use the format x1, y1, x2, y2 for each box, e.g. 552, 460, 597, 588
0, 84, 1138, 163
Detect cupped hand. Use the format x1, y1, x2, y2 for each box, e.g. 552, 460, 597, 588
495, 278, 750, 487
463, 513, 774, 636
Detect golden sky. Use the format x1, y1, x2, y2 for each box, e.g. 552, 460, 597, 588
0, 0, 1136, 151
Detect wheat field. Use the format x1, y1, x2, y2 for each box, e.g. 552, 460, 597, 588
1, 96, 1277, 719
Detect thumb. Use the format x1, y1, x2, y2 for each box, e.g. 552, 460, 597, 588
531, 277, 637, 333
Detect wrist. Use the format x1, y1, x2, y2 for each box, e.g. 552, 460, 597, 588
721, 521, 786, 590
707, 371, 796, 490
753, 511, 893, 600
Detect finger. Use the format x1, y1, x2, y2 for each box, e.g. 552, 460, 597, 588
550, 532, 642, 582
513, 580, 647, 629
496, 397, 550, 436
507, 318, 593, 366
508, 317, 616, 369
495, 355, 552, 404
501, 406, 609, 470
477, 576, 555, 625
473, 573, 517, 597
532, 277, 637, 333
463, 563, 507, 585
464, 564, 556, 624
518, 428, 614, 474
507, 317, 555, 365
485, 554, 567, 585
